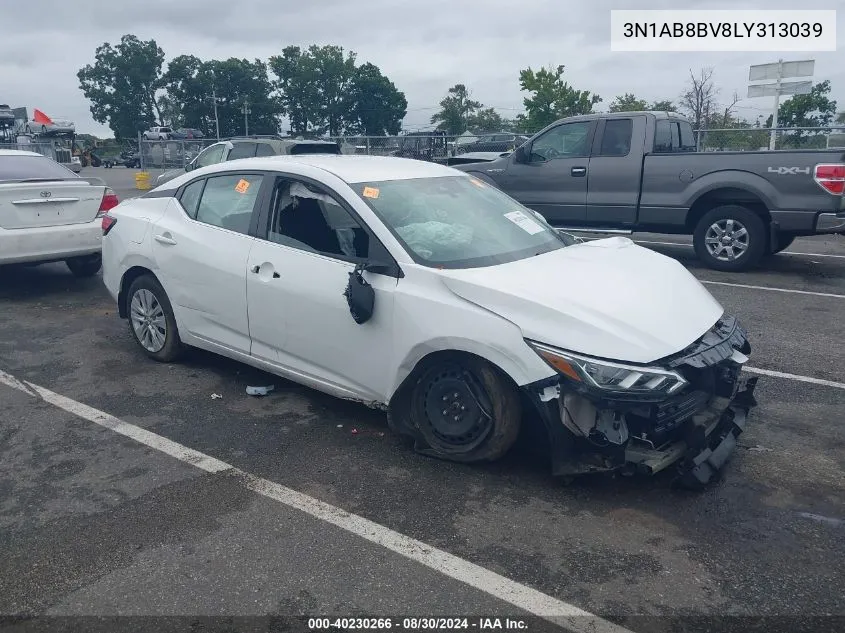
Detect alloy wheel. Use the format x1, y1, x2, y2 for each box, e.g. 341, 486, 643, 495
130, 289, 167, 353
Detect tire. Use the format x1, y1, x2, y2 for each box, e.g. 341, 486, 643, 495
693, 205, 768, 272
125, 275, 183, 362
770, 233, 796, 254
65, 253, 102, 278
408, 355, 521, 463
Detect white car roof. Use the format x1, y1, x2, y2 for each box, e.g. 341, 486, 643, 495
224, 154, 463, 184
0, 149, 43, 157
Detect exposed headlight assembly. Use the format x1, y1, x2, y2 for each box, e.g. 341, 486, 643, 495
527, 340, 688, 399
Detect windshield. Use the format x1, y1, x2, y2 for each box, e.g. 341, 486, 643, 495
355, 175, 572, 268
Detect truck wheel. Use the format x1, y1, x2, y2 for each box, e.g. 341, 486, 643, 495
770, 233, 796, 254
693, 205, 767, 272
408, 355, 521, 463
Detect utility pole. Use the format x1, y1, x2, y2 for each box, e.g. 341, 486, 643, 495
210, 86, 221, 141
241, 98, 251, 136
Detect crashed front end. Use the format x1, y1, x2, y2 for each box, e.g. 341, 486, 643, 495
523, 315, 759, 488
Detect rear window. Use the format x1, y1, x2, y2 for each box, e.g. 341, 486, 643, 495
0, 155, 79, 182
289, 143, 341, 155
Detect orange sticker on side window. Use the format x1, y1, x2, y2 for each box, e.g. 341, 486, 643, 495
234, 179, 250, 194
362, 186, 380, 199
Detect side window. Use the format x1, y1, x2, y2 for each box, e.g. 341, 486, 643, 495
670, 122, 681, 150
178, 179, 205, 219
530, 121, 591, 161
255, 143, 275, 157
194, 173, 263, 234
195, 144, 226, 168
678, 121, 697, 151
598, 119, 632, 156
227, 142, 257, 161
653, 120, 672, 153
266, 178, 370, 259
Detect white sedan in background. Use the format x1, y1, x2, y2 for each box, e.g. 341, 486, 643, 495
0, 149, 118, 276
101, 155, 758, 487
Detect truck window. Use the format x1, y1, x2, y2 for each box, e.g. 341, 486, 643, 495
598, 119, 632, 156
677, 121, 697, 151
654, 120, 672, 153
530, 121, 591, 161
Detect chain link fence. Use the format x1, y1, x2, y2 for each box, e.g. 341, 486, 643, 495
695, 126, 845, 152
327, 134, 526, 161
138, 139, 212, 170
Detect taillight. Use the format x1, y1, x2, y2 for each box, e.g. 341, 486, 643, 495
97, 187, 119, 216
813, 164, 845, 195
101, 214, 117, 235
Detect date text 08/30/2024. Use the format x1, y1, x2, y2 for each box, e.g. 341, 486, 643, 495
308, 617, 529, 630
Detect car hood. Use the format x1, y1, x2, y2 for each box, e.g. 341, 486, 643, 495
438, 237, 723, 364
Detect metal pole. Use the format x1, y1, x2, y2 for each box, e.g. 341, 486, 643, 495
769, 59, 783, 151
242, 98, 250, 136
138, 131, 144, 170
212, 86, 221, 141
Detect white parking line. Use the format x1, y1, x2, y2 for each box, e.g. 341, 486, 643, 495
633, 239, 845, 260
700, 280, 845, 299
743, 367, 845, 391
5, 373, 630, 633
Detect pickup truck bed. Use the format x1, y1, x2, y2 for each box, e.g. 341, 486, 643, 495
455, 111, 845, 271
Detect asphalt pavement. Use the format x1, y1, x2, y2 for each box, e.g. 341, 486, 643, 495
0, 167, 843, 633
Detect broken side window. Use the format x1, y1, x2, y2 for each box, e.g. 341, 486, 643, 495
266, 178, 370, 260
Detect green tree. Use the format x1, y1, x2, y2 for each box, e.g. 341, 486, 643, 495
269, 46, 320, 135
77, 34, 165, 140
515, 65, 601, 133
160, 56, 280, 137
347, 62, 407, 135
650, 99, 677, 112
430, 84, 482, 134
766, 80, 838, 147
837, 111, 845, 124
609, 93, 648, 112
466, 107, 504, 132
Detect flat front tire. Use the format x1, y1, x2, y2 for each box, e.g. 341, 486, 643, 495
126, 275, 183, 362
693, 205, 768, 272
408, 356, 521, 463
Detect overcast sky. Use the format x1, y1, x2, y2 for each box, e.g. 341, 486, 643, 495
2, 0, 843, 136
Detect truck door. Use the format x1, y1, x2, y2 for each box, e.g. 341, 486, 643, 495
585, 116, 645, 226
498, 120, 595, 225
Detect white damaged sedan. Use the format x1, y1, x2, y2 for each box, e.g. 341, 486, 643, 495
101, 155, 758, 487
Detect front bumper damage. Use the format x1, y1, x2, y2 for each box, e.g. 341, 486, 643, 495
524, 315, 759, 488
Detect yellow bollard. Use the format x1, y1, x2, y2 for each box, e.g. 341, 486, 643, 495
135, 171, 151, 191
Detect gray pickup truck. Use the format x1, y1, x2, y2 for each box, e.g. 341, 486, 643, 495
454, 111, 845, 271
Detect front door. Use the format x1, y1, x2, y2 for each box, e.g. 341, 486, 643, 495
151, 172, 265, 353
498, 120, 595, 225
246, 175, 398, 402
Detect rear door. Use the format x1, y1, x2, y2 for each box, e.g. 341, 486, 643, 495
498, 120, 595, 224
584, 116, 644, 226
0, 154, 104, 229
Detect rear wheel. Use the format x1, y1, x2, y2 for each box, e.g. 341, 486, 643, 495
408, 356, 521, 462
126, 275, 183, 362
65, 253, 102, 278
693, 205, 767, 272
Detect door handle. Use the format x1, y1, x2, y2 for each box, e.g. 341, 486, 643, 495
154, 234, 177, 245
571, 166, 587, 177
250, 264, 281, 279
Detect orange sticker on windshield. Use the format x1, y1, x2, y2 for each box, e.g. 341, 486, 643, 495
469, 178, 486, 187
234, 179, 250, 194
362, 186, 380, 199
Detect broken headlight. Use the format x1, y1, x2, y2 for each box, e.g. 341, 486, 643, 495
527, 341, 688, 399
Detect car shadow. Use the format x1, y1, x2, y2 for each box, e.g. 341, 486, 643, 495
0, 263, 105, 301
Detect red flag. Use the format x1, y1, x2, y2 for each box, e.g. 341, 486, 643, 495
32, 109, 53, 124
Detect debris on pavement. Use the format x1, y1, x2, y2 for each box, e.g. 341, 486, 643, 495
211, 393, 223, 400
246, 385, 275, 397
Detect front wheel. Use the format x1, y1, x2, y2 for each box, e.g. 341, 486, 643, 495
693, 205, 768, 272
408, 356, 521, 463
65, 253, 102, 278
126, 275, 183, 362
